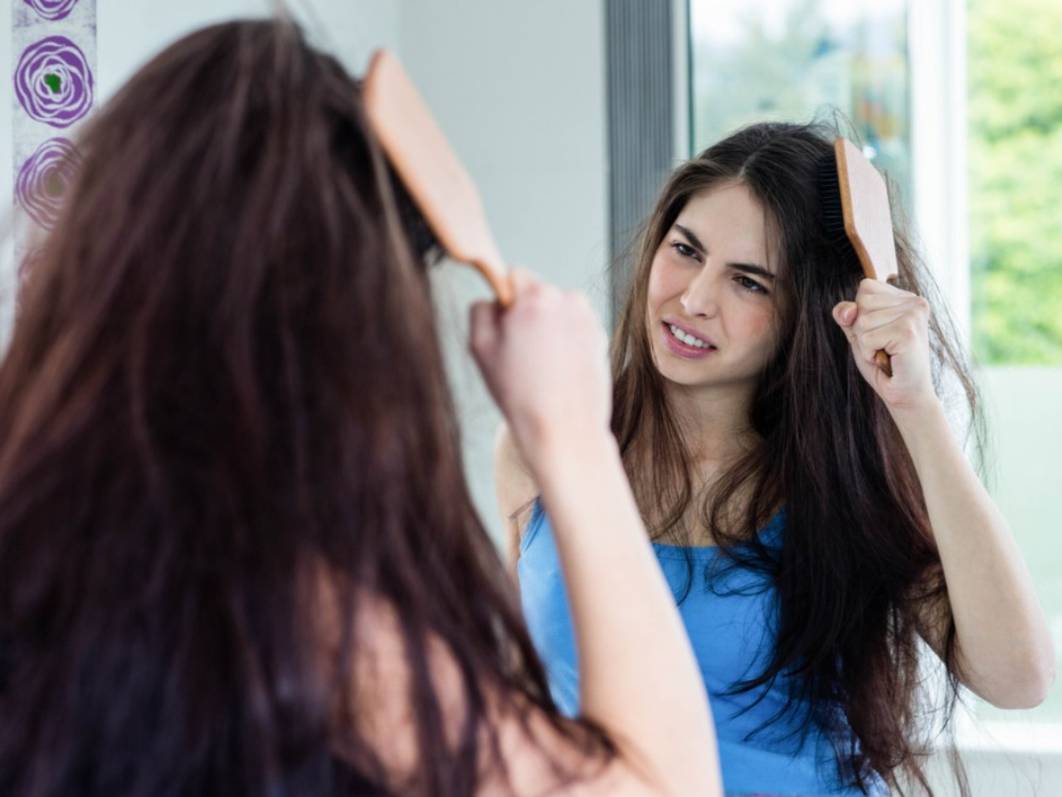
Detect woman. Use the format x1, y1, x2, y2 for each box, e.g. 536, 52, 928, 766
500, 122, 1055, 795
0, 18, 722, 797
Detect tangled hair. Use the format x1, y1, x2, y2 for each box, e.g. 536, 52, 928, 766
611, 122, 979, 794
0, 19, 606, 796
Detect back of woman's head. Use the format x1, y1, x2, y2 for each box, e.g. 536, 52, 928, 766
0, 18, 570, 796
613, 121, 976, 794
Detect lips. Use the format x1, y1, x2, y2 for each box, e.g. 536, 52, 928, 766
660, 321, 717, 359
663, 318, 716, 349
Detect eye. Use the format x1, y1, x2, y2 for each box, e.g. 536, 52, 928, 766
670, 241, 700, 261
734, 274, 768, 294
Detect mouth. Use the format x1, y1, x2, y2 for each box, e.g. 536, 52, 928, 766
661, 321, 717, 359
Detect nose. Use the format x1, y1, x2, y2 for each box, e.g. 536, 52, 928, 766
679, 263, 720, 318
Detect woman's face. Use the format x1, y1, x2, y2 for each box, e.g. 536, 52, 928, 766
646, 181, 781, 394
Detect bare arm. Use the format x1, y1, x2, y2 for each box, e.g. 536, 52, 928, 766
835, 280, 1055, 709
892, 399, 1055, 708
527, 425, 720, 794
471, 271, 722, 797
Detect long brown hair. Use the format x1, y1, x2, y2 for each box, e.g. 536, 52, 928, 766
611, 122, 978, 794
0, 19, 603, 796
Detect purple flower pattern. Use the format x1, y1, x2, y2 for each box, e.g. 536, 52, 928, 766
15, 137, 81, 230
14, 35, 94, 129
23, 0, 80, 21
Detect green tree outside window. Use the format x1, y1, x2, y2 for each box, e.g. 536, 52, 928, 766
968, 0, 1062, 365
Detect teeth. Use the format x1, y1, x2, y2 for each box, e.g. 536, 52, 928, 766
669, 323, 711, 349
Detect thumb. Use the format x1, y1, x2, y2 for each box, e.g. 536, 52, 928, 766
508, 267, 540, 299
832, 301, 858, 328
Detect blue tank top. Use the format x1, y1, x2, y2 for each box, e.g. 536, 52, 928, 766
517, 500, 884, 796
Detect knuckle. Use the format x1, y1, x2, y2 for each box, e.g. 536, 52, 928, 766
537, 283, 560, 302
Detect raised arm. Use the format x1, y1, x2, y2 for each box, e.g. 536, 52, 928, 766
886, 398, 1054, 707
471, 270, 722, 797
834, 279, 1055, 708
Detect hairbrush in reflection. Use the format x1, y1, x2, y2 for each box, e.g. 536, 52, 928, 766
818, 137, 900, 376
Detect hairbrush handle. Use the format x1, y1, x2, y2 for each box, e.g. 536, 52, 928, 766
472, 258, 514, 308
874, 349, 892, 378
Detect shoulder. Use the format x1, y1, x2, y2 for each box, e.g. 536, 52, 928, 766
493, 422, 540, 570
346, 590, 661, 797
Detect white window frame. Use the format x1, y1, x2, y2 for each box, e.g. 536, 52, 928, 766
909, 0, 1062, 757
672, 0, 691, 162
909, 0, 970, 349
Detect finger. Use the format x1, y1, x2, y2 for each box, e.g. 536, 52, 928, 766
568, 291, 607, 349
851, 304, 918, 334
856, 277, 909, 301
569, 289, 599, 317
855, 290, 926, 314
857, 320, 919, 356
832, 301, 858, 327
468, 300, 500, 360
848, 332, 888, 372
508, 267, 541, 298
855, 292, 908, 312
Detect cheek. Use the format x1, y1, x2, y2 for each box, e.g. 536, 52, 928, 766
729, 304, 778, 353
646, 255, 686, 313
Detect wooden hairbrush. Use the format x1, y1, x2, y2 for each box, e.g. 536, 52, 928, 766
819, 137, 899, 377
362, 50, 513, 307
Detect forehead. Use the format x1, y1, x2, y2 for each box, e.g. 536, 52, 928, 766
673, 182, 776, 271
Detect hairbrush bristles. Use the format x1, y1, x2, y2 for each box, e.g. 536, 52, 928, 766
388, 163, 443, 265
816, 153, 854, 252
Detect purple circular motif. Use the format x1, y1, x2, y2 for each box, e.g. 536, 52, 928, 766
15, 35, 94, 129
23, 0, 80, 21
15, 137, 82, 230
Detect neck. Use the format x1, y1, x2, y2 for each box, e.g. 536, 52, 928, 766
665, 381, 759, 469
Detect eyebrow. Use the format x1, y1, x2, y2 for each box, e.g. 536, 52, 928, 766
673, 223, 775, 281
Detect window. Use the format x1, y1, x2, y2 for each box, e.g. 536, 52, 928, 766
968, 0, 1062, 366
966, 0, 1062, 729
689, 0, 912, 214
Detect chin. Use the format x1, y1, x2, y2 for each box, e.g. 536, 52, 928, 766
651, 347, 758, 392
661, 370, 719, 390
651, 350, 713, 386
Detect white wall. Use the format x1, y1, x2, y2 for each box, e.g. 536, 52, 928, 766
95, 1, 400, 98
398, 0, 610, 541
928, 747, 1062, 796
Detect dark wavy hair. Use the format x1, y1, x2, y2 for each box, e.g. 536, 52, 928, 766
610, 122, 978, 795
0, 18, 606, 796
